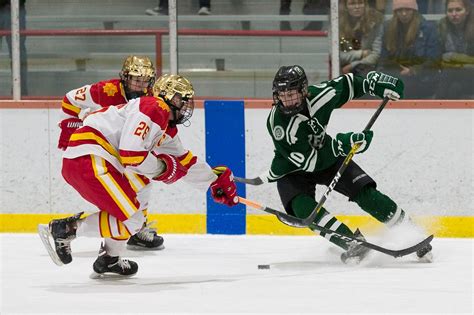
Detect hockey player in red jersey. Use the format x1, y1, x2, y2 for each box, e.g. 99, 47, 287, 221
57, 55, 166, 251
39, 74, 239, 278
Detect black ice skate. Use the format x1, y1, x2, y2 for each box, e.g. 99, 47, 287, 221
38, 212, 83, 266
340, 229, 371, 264
416, 243, 433, 263
90, 243, 138, 279
126, 221, 164, 250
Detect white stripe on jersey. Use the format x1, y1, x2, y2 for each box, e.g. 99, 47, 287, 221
344, 73, 354, 101
269, 106, 277, 132
308, 87, 337, 117
302, 147, 318, 172
286, 115, 308, 145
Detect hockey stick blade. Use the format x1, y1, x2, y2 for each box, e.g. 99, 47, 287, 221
314, 224, 434, 258
238, 196, 434, 258
234, 176, 264, 186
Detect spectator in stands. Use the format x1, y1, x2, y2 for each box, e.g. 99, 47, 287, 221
339, 0, 384, 76
0, 0, 28, 96
436, 0, 474, 99
368, 0, 387, 13
279, 0, 329, 31
146, 0, 211, 15
378, 0, 441, 98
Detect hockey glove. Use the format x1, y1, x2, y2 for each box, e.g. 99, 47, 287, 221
153, 154, 188, 184
210, 166, 238, 207
335, 130, 374, 156
364, 71, 404, 101
58, 118, 83, 150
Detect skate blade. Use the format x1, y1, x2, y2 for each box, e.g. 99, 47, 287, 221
37, 224, 64, 266
89, 271, 137, 280
342, 256, 362, 266
126, 244, 165, 251
416, 251, 434, 263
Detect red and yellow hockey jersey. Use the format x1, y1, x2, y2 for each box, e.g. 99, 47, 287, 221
64, 96, 216, 189
61, 78, 151, 120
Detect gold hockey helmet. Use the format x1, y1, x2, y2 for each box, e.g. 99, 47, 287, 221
153, 74, 195, 126
121, 55, 155, 78
120, 55, 156, 99
153, 74, 195, 102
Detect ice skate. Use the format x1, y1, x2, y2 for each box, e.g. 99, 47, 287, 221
340, 229, 371, 264
415, 243, 433, 263
38, 212, 83, 266
126, 221, 164, 250
90, 243, 138, 279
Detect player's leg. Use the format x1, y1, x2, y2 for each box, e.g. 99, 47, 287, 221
46, 155, 144, 275
124, 171, 164, 250
91, 238, 138, 279
332, 159, 432, 262
276, 172, 358, 251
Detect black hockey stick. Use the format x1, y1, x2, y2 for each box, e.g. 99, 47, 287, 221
238, 196, 433, 258
234, 176, 264, 185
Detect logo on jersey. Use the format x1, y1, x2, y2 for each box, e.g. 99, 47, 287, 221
273, 126, 285, 141
307, 118, 326, 149
103, 83, 118, 97
156, 99, 170, 112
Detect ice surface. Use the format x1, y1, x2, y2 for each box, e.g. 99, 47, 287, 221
1, 233, 472, 314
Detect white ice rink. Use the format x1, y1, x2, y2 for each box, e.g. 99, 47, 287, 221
1, 232, 472, 314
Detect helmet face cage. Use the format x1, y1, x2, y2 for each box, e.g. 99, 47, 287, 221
120, 55, 156, 99
272, 65, 308, 116
153, 74, 195, 126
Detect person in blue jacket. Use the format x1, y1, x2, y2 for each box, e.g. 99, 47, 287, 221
378, 0, 441, 99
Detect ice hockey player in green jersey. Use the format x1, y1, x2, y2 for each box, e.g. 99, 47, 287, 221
265, 65, 432, 264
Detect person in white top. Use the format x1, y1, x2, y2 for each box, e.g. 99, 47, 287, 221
39, 74, 238, 278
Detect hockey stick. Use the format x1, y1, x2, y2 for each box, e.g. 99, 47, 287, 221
238, 196, 433, 258
234, 176, 264, 185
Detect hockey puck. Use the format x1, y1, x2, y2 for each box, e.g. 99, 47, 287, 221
258, 264, 270, 270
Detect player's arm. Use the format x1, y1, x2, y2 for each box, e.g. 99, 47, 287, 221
58, 81, 116, 150
324, 71, 404, 110
58, 84, 95, 150
154, 133, 238, 206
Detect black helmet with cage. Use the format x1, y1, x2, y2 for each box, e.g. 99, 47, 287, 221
153, 74, 195, 127
119, 55, 156, 100
272, 65, 308, 116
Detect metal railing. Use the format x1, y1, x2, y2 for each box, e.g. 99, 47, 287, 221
0, 28, 327, 98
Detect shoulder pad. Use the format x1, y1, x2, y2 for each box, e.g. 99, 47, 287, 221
139, 96, 170, 129
90, 79, 127, 105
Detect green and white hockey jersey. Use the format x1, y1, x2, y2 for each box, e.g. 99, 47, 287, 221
266, 73, 368, 182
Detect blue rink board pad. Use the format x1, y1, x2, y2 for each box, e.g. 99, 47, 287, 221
204, 100, 246, 234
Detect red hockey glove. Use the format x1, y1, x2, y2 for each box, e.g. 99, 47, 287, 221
210, 166, 238, 207
153, 154, 188, 184
58, 118, 83, 150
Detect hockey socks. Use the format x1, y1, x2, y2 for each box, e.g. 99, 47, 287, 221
353, 186, 406, 226
291, 194, 354, 250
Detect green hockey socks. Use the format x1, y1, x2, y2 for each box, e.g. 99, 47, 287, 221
353, 186, 406, 226
291, 194, 353, 250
